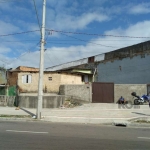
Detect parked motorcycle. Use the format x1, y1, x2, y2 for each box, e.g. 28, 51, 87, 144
131, 92, 150, 105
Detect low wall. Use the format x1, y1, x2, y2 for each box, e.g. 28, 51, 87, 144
114, 84, 147, 103
7, 96, 16, 107
18, 95, 64, 108
1, 84, 147, 106
0, 95, 15, 106
0, 95, 6, 106
59, 84, 92, 103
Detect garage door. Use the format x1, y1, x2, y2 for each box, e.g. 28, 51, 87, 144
92, 82, 114, 103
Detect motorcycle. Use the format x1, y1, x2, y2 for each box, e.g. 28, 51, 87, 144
131, 92, 150, 105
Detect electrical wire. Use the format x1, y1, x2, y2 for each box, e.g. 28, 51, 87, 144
46, 42, 134, 47
32, 0, 41, 35
2, 39, 141, 42
45, 52, 55, 66
0, 30, 40, 37
59, 32, 116, 48
47, 29, 150, 39
0, 39, 39, 43
5, 40, 41, 66
0, 29, 149, 40
0, 0, 23, 3
0, 40, 145, 45
45, 32, 64, 64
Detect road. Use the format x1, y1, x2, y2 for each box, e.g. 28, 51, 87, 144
0, 120, 150, 150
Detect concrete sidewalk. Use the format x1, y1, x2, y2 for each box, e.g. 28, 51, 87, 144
0, 104, 150, 125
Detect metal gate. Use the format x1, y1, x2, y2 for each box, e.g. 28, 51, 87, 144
147, 84, 150, 94
92, 82, 114, 103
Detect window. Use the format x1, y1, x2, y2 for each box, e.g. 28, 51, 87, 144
82, 75, 88, 83
88, 56, 95, 63
22, 75, 32, 83
48, 77, 52, 81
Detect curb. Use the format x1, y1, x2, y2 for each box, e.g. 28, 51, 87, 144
128, 116, 150, 122
0, 116, 150, 128
0, 117, 34, 122
128, 123, 150, 128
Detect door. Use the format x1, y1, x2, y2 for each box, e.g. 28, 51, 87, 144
92, 82, 114, 103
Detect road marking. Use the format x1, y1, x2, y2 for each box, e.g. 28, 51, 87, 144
44, 116, 137, 119
138, 137, 150, 140
6, 130, 48, 134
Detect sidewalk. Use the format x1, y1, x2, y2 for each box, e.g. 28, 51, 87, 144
0, 104, 150, 125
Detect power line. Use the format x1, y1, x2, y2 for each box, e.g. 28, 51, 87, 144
5, 40, 41, 66
0, 0, 23, 3
45, 42, 135, 46
0, 29, 149, 40
45, 39, 146, 41
0, 30, 40, 37
32, 0, 41, 34
47, 29, 150, 39
0, 39, 146, 43
45, 32, 66, 63
1, 39, 39, 43
59, 32, 116, 48
45, 52, 55, 66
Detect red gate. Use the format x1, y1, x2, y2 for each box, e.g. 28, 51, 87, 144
92, 82, 114, 103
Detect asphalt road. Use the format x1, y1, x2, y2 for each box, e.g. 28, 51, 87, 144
0, 121, 150, 150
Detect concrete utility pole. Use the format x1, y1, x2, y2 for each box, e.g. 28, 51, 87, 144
37, 0, 46, 119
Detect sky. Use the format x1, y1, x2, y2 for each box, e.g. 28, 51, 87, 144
0, 0, 150, 69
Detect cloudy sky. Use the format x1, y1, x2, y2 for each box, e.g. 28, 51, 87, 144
0, 0, 150, 69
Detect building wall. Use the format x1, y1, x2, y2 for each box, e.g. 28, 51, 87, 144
44, 73, 82, 93
114, 84, 147, 103
17, 72, 60, 93
59, 84, 92, 102
60, 74, 82, 84
43, 73, 61, 93
8, 72, 18, 86
0, 69, 6, 84
97, 54, 150, 84
18, 72, 39, 93
17, 72, 82, 93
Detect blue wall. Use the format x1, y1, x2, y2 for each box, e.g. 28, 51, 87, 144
97, 54, 150, 84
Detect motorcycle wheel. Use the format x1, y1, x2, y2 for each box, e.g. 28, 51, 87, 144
134, 99, 140, 105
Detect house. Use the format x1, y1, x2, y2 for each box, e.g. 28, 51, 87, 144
7, 66, 83, 94
46, 40, 150, 84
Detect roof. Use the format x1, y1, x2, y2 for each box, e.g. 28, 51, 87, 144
9, 66, 39, 72
46, 40, 150, 72
71, 69, 92, 74
46, 54, 104, 71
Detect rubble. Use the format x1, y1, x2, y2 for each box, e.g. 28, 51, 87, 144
60, 100, 82, 109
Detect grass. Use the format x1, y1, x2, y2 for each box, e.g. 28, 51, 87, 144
135, 120, 150, 123
0, 115, 31, 118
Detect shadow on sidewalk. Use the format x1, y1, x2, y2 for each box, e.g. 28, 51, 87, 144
20, 108, 36, 117
132, 112, 150, 116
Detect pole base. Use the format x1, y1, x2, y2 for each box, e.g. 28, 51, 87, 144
15, 107, 20, 110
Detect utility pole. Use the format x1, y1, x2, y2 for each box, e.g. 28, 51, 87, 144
36, 0, 46, 119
